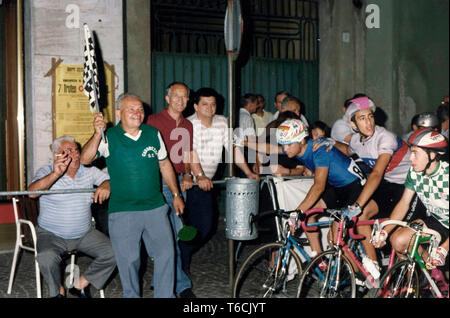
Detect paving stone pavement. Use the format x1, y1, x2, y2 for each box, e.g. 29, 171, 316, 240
0, 215, 265, 299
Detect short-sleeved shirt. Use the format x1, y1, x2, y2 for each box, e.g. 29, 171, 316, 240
32, 164, 109, 239
289, 139, 365, 188
331, 117, 354, 145
147, 108, 193, 174
349, 125, 411, 184
252, 111, 273, 136
404, 161, 449, 229
238, 108, 256, 138
98, 123, 167, 213
187, 113, 230, 179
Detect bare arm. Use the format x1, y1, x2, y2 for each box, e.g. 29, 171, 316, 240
270, 164, 305, 176
297, 167, 328, 212
245, 139, 282, 155
383, 187, 415, 234
372, 187, 414, 248
27, 152, 72, 198
333, 140, 351, 156
189, 150, 213, 191
159, 158, 185, 215
92, 180, 111, 204
80, 113, 105, 165
234, 146, 259, 179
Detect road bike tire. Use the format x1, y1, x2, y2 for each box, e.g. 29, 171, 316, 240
232, 242, 303, 298
371, 259, 420, 298
297, 249, 356, 298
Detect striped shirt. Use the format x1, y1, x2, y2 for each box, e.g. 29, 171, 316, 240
187, 113, 230, 179
32, 165, 109, 239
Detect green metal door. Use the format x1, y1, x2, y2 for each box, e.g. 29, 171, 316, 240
151, 52, 318, 123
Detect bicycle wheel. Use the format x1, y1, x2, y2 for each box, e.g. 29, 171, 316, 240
232, 242, 303, 298
372, 259, 420, 298
297, 249, 356, 298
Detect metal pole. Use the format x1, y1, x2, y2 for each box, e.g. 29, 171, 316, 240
227, 52, 234, 178
17, 0, 25, 191
226, 0, 235, 287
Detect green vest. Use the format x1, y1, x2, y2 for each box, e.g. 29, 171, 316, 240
105, 123, 166, 213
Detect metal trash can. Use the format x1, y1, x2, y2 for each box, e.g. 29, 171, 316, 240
225, 178, 259, 240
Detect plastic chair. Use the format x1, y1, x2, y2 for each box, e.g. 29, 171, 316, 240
7, 197, 42, 298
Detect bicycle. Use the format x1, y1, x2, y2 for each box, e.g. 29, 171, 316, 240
231, 208, 333, 298
297, 209, 393, 298
371, 219, 447, 298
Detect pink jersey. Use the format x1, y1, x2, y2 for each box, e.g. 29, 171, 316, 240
349, 126, 411, 184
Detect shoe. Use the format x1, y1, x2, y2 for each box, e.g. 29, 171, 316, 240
177, 288, 196, 298
52, 294, 66, 298
69, 286, 92, 298
355, 271, 366, 287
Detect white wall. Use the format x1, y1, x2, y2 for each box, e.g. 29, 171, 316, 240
24, 0, 124, 182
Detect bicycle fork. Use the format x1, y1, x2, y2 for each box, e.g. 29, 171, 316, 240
263, 244, 290, 296
319, 250, 341, 298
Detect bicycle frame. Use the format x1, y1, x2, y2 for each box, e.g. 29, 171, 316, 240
273, 218, 333, 280
376, 220, 445, 298
304, 209, 395, 289
408, 234, 443, 298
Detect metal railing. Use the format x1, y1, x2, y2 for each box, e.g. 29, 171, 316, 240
0, 175, 311, 198
151, 0, 319, 60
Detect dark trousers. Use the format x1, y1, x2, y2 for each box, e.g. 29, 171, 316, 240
180, 187, 214, 270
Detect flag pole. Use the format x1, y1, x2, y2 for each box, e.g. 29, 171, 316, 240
83, 23, 105, 143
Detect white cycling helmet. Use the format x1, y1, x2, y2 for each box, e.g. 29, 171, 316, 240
276, 119, 309, 145
344, 96, 376, 122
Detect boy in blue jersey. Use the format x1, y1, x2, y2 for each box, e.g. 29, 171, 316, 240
274, 119, 377, 257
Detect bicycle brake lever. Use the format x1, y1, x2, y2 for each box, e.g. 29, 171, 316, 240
348, 216, 365, 240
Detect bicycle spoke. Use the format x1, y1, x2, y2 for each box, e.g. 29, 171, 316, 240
374, 260, 419, 298
298, 250, 356, 298
233, 242, 302, 298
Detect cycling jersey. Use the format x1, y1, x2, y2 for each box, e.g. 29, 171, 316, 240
349, 125, 411, 184
404, 161, 449, 229
292, 139, 366, 188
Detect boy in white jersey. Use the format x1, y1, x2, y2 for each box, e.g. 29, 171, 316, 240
332, 96, 412, 272
372, 129, 448, 291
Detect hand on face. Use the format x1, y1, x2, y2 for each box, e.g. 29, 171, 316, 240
53, 151, 72, 176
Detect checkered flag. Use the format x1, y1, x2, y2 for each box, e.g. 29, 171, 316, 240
83, 24, 99, 114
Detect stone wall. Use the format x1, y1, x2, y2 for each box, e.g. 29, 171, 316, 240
24, 0, 124, 182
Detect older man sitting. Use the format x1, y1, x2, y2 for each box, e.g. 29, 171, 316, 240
28, 136, 116, 298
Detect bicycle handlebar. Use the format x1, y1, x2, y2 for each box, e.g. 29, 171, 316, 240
376, 219, 442, 244
252, 209, 298, 222
347, 217, 389, 240
300, 208, 340, 232
300, 208, 390, 242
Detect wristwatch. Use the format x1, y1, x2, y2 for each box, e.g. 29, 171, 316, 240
172, 193, 182, 197
183, 172, 193, 178
196, 172, 204, 178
